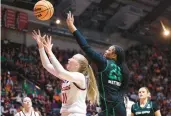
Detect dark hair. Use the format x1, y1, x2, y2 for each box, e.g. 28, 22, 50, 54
112, 45, 130, 94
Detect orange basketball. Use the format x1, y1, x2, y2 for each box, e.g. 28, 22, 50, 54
33, 0, 54, 20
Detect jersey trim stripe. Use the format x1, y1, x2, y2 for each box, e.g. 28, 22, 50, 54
73, 82, 86, 90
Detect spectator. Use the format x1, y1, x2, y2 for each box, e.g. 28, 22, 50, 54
15, 97, 40, 116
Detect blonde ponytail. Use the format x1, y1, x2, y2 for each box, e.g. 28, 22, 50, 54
76, 54, 99, 105
87, 65, 99, 105
144, 87, 151, 99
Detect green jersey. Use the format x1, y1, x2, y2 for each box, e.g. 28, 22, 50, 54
131, 100, 159, 116
99, 60, 123, 101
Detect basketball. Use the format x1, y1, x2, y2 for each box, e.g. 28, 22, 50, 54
33, 0, 54, 21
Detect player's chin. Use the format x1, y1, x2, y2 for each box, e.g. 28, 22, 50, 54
138, 95, 142, 98
139, 96, 145, 99
26, 105, 31, 108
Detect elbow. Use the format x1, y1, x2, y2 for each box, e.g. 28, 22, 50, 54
42, 63, 53, 72
57, 71, 62, 77
82, 45, 89, 49
81, 46, 91, 53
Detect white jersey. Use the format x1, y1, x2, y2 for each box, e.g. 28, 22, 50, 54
60, 80, 87, 115
38, 48, 87, 115
14, 111, 39, 116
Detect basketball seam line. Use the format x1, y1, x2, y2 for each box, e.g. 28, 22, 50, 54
34, 7, 53, 15
34, 0, 53, 20
39, 10, 49, 20
39, 7, 51, 20
45, 1, 51, 18
34, 4, 49, 14
43, 0, 53, 17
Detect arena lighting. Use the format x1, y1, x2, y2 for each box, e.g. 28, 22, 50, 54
35, 85, 40, 90
163, 29, 170, 36
160, 21, 170, 37
56, 19, 61, 24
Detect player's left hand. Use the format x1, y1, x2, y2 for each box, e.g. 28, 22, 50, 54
66, 11, 74, 27
42, 35, 53, 55
32, 30, 46, 48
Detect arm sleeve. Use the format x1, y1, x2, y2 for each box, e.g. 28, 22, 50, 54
152, 101, 160, 112
48, 52, 85, 84
39, 48, 60, 78
73, 30, 107, 71
131, 104, 135, 113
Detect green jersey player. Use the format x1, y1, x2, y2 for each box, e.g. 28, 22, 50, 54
131, 87, 161, 116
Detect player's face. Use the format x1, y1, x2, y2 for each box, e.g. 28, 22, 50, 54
138, 88, 148, 99
104, 46, 115, 58
67, 54, 80, 71
23, 97, 32, 108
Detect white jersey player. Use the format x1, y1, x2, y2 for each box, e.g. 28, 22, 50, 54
124, 96, 135, 116
32, 30, 99, 116
60, 80, 87, 115
14, 97, 39, 116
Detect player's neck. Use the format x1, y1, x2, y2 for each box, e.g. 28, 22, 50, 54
24, 107, 32, 113
140, 98, 148, 105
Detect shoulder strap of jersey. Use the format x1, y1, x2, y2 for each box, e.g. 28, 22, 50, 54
73, 82, 86, 90
136, 102, 139, 108
22, 111, 26, 116
151, 101, 154, 113
73, 75, 88, 90
34, 111, 36, 116
136, 102, 140, 110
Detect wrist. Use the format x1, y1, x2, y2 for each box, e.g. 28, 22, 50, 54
47, 51, 53, 56
38, 42, 43, 48
67, 23, 74, 27
68, 24, 77, 33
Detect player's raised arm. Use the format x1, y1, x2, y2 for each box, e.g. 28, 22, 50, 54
32, 30, 62, 80
42, 35, 85, 84
66, 11, 107, 71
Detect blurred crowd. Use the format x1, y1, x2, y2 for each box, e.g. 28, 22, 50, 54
126, 45, 171, 116
1, 40, 171, 116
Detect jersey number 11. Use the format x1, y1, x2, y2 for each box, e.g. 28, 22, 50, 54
62, 93, 67, 104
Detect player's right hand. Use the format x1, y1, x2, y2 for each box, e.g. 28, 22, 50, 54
32, 30, 46, 48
